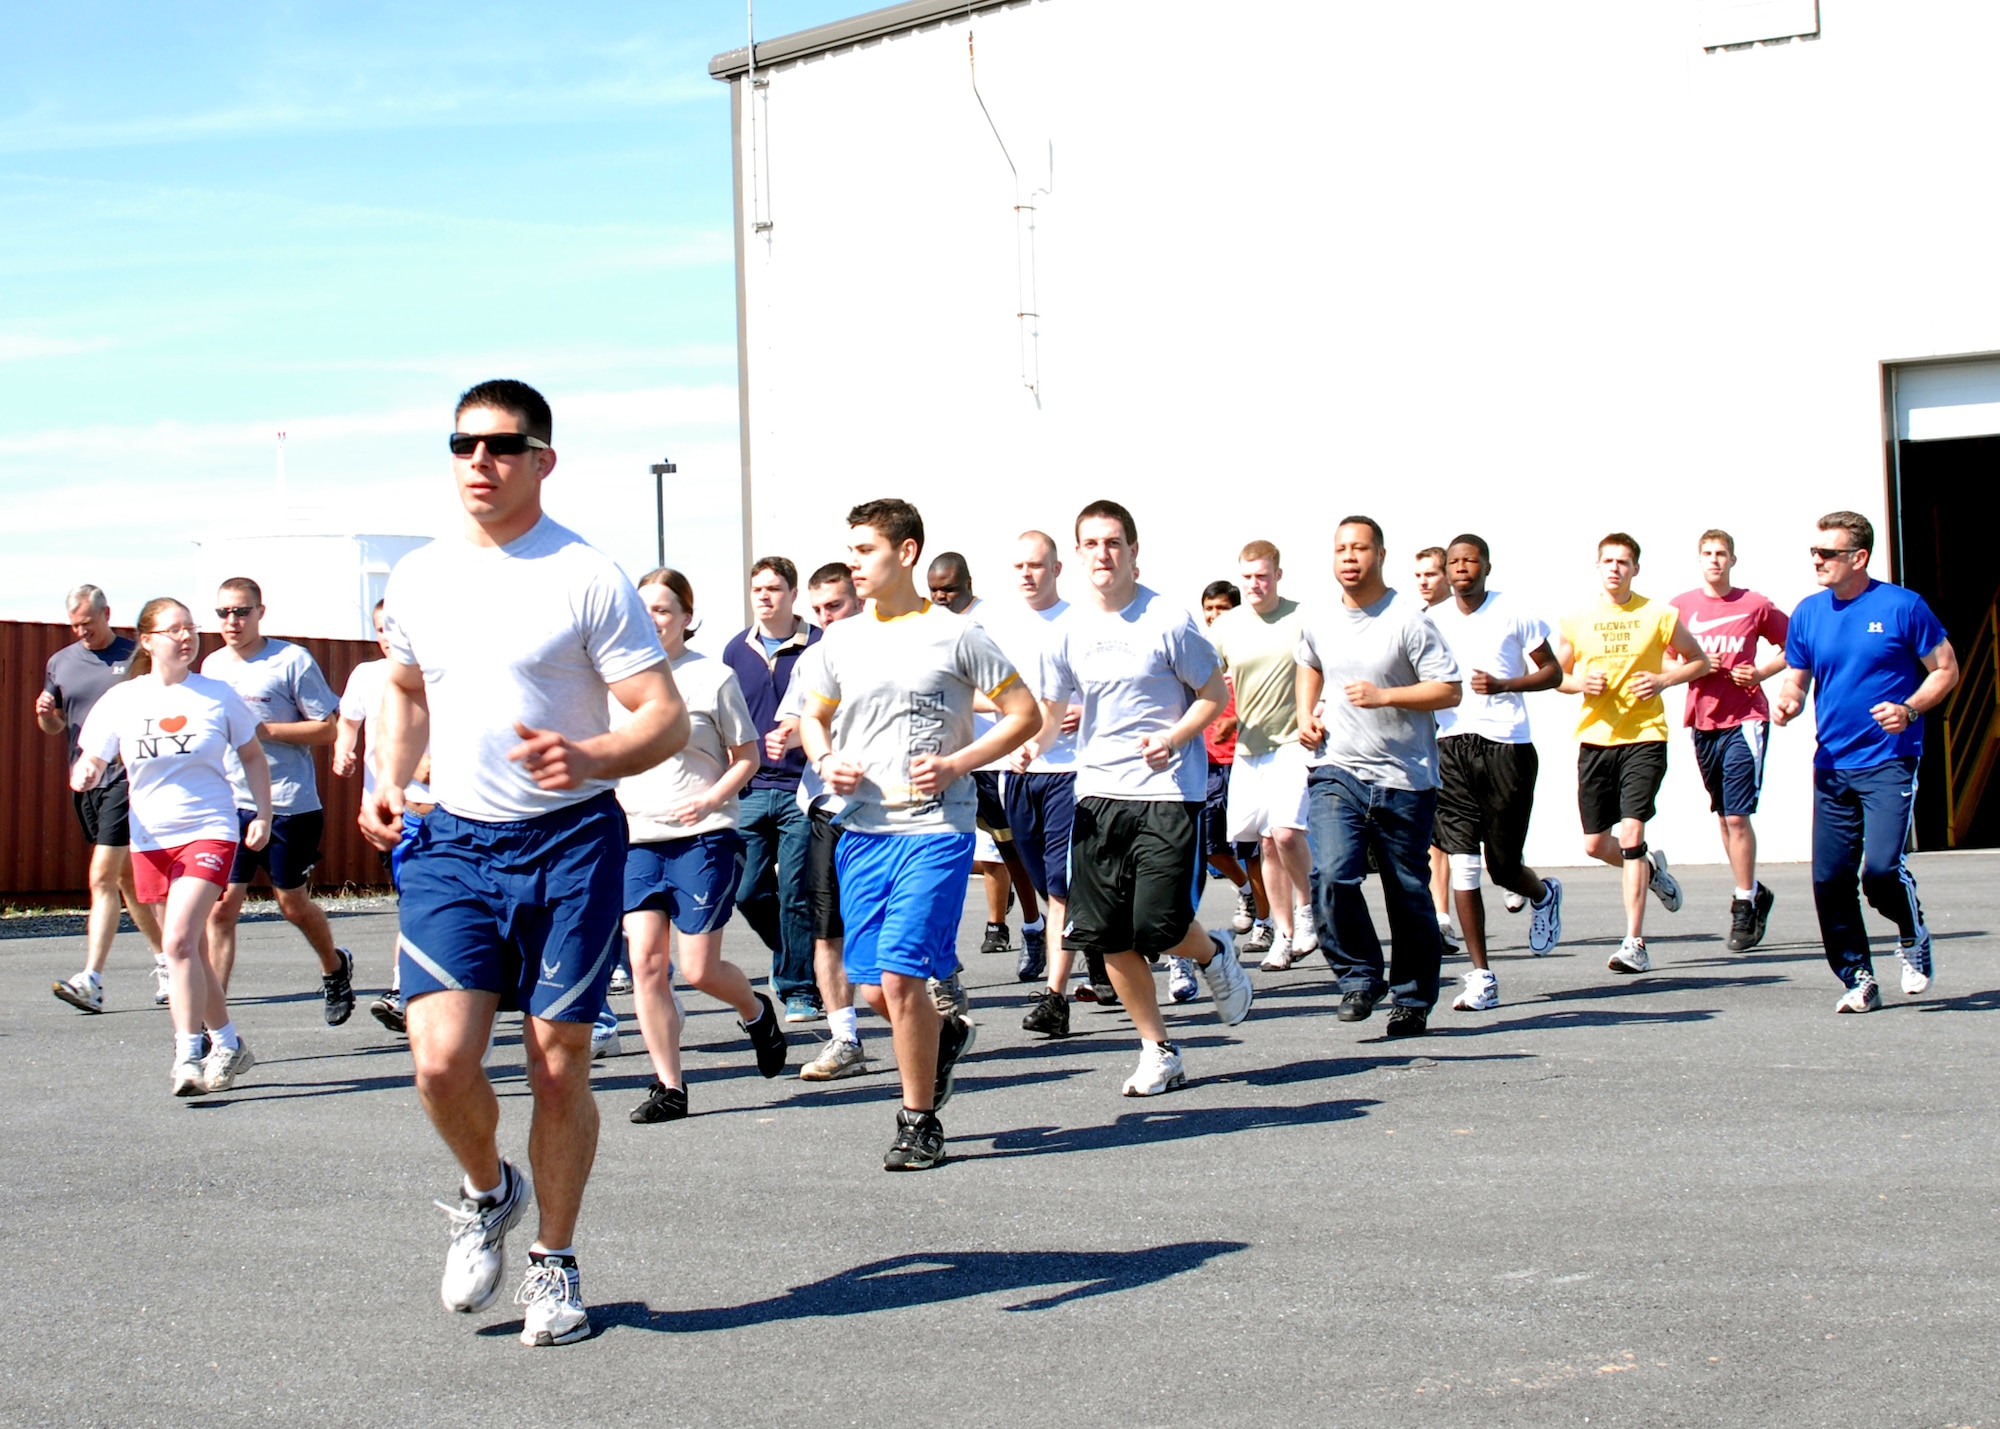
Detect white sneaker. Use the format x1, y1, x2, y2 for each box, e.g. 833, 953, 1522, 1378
1452, 969, 1499, 1011
1231, 885, 1257, 934
1121, 1041, 1186, 1097
438, 1161, 532, 1313
1238, 922, 1275, 957
1165, 955, 1200, 1003
1259, 930, 1295, 972
52, 973, 104, 1013
606, 966, 633, 996
1201, 931, 1254, 1025
1898, 952, 1930, 996
590, 1024, 622, 1060
170, 1056, 205, 1097
799, 1037, 872, 1081
1503, 891, 1527, 914
1528, 878, 1563, 954
1607, 936, 1650, 974
1646, 849, 1683, 913
517, 1253, 589, 1346
202, 1038, 255, 1092
1836, 974, 1882, 1014
1287, 907, 1319, 954
153, 959, 172, 1006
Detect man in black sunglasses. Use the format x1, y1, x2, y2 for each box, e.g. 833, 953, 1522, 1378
361, 378, 688, 1347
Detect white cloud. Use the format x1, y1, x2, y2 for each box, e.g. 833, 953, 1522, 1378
0, 331, 117, 362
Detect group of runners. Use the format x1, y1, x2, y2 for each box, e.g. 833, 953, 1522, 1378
37, 378, 1956, 1346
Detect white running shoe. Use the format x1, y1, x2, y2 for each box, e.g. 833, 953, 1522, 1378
1201, 931, 1254, 1025
606, 966, 633, 996
1288, 907, 1319, 955
1528, 877, 1563, 955
1238, 922, 1275, 958
799, 1038, 872, 1081
170, 1056, 205, 1097
1607, 936, 1650, 974
1452, 969, 1499, 1011
517, 1254, 589, 1346
52, 973, 104, 1013
1503, 891, 1527, 914
1121, 1041, 1186, 1097
202, 1038, 255, 1092
1259, 930, 1295, 972
1836, 974, 1882, 1014
1646, 849, 1683, 913
438, 1161, 532, 1313
589, 1024, 621, 1061
1165, 955, 1200, 1003
1898, 952, 1930, 996
153, 959, 172, 1006
1231, 885, 1257, 934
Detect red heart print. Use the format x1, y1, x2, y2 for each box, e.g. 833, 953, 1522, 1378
160, 716, 188, 733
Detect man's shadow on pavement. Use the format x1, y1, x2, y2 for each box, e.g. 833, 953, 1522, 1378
480, 1240, 1251, 1339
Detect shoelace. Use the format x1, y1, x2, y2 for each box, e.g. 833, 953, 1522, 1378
435, 1186, 509, 1246
515, 1262, 574, 1308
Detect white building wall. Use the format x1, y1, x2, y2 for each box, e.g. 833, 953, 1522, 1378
723, 0, 2000, 866
195, 533, 433, 639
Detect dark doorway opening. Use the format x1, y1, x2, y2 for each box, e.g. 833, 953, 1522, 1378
1894, 433, 2000, 848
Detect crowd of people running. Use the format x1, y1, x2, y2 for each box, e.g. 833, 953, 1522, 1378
37, 378, 1956, 1346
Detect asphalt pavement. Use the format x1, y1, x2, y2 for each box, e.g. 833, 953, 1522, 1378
4, 854, 1995, 1428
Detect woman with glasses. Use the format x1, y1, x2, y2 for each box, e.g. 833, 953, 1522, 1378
615, 568, 786, 1123
71, 598, 274, 1096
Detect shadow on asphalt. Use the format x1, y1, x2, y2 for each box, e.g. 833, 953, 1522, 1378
952, 1097, 1376, 1161
476, 1240, 1254, 1338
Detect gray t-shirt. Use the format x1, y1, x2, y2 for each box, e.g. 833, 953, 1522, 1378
616, 650, 759, 843
804, 601, 1019, 836
1040, 585, 1219, 803
45, 635, 137, 765
1295, 589, 1461, 791
200, 638, 339, 814
383, 515, 666, 823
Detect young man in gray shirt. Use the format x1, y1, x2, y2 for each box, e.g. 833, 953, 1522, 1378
1296, 516, 1462, 1037
798, 498, 1040, 1171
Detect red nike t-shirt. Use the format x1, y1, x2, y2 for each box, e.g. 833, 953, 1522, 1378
1669, 587, 1790, 730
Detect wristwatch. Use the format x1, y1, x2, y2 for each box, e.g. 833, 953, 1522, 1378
1900, 702, 1918, 725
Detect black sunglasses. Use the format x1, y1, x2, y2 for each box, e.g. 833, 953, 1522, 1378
448, 431, 550, 457
215, 605, 256, 620
1807, 545, 1859, 562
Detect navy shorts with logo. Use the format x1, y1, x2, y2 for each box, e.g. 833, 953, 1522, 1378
1692, 723, 1768, 817
396, 791, 627, 1023
228, 808, 323, 890
624, 828, 746, 935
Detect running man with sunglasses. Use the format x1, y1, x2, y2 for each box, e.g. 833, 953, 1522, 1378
363, 379, 687, 1346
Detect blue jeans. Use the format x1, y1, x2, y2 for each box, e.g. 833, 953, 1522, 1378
734, 787, 817, 1003
1811, 757, 1923, 988
1306, 766, 1443, 1010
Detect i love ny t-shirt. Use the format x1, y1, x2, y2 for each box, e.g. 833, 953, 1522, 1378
77, 673, 260, 850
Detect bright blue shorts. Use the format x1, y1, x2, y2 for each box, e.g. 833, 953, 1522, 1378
624, 829, 745, 934
396, 791, 626, 1023
1002, 771, 1075, 900
836, 830, 975, 985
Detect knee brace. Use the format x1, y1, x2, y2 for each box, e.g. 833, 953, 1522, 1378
1448, 853, 1483, 891
1621, 840, 1650, 862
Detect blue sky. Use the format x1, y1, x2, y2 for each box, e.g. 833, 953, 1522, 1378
0, 1, 859, 624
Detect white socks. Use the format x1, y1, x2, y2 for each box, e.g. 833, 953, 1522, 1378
830, 1005, 860, 1044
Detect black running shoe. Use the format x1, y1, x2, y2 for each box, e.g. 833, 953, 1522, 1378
1384, 1006, 1429, 1038
934, 1013, 976, 1110
1725, 896, 1757, 952
1021, 987, 1070, 1037
1747, 884, 1775, 950
884, 1108, 945, 1171
629, 1081, 689, 1124
370, 988, 405, 1033
980, 921, 1009, 956
323, 947, 356, 1026
1336, 989, 1381, 1023
742, 992, 789, 1078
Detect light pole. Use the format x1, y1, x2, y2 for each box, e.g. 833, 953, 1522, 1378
649, 457, 677, 569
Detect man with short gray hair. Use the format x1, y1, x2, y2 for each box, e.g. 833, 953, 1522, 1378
40, 584, 165, 1011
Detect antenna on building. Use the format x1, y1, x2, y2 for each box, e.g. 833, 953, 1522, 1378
969, 27, 1047, 408
748, 0, 773, 234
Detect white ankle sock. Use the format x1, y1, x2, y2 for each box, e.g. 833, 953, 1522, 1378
830, 1006, 859, 1043
176, 1032, 205, 1061
1736, 885, 1757, 901
210, 1020, 240, 1052
1022, 916, 1045, 934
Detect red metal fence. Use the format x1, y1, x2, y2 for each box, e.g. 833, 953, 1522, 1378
0, 620, 386, 904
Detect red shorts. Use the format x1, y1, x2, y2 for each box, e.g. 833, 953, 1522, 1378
133, 840, 239, 903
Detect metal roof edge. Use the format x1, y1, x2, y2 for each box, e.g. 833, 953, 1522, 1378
709, 0, 1028, 81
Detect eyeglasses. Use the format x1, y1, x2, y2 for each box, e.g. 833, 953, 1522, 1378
215, 606, 256, 620
1808, 546, 1859, 562
448, 431, 550, 457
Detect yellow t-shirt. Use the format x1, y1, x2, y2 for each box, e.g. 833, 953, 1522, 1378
1210, 598, 1304, 756
1560, 593, 1679, 746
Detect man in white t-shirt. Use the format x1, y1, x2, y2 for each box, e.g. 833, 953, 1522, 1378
361, 379, 687, 1347
1427, 535, 1566, 1012
333, 598, 434, 1032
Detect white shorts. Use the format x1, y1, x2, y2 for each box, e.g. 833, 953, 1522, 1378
974, 828, 1003, 863
1225, 743, 1310, 842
